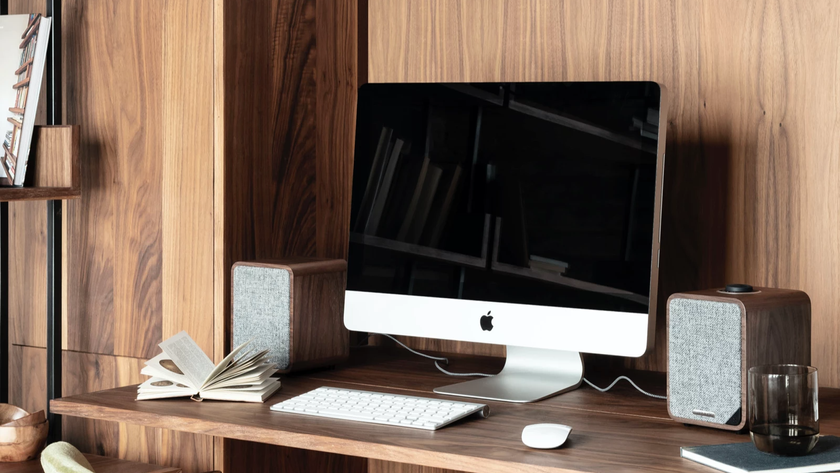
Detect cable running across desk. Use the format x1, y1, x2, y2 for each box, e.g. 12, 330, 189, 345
377, 333, 667, 400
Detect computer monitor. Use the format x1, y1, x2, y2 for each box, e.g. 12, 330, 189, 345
344, 82, 667, 403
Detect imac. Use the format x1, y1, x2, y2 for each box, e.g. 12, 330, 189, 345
344, 82, 666, 403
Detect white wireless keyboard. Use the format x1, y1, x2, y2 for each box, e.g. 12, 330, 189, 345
270, 386, 489, 430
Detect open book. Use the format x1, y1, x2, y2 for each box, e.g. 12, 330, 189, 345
137, 331, 281, 403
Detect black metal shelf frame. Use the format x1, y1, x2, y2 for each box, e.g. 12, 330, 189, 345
46, 0, 62, 444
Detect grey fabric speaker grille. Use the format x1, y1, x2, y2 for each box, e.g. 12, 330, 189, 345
669, 298, 742, 425
232, 265, 291, 370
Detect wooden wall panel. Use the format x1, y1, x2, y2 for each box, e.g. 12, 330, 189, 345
217, 0, 316, 360
217, 0, 357, 352
161, 0, 215, 354
364, 0, 840, 383
8, 345, 46, 415
64, 0, 163, 359
315, 0, 358, 259
218, 0, 360, 470
58, 0, 215, 357
8, 201, 47, 348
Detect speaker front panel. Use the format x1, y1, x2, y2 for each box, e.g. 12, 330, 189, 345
668, 298, 743, 427
232, 265, 292, 370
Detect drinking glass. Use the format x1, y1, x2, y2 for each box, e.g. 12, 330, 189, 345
748, 364, 819, 456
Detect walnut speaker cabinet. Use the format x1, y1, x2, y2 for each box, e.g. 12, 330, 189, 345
667, 285, 811, 430
232, 258, 349, 373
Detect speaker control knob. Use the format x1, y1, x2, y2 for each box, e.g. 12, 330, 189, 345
725, 284, 754, 293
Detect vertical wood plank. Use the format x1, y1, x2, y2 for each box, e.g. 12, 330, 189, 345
110, 0, 164, 360
62, 0, 165, 359
218, 0, 317, 358
156, 428, 215, 473
63, 0, 116, 356
161, 0, 215, 355
8, 201, 46, 348
315, 0, 357, 259
8, 345, 46, 414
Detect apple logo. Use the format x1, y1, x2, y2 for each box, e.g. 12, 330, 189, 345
480, 311, 494, 331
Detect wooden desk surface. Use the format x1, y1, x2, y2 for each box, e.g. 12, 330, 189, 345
50, 348, 840, 473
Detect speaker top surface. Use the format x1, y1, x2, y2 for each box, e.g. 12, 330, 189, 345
668, 287, 810, 311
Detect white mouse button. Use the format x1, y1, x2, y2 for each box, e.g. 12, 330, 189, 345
521, 423, 572, 449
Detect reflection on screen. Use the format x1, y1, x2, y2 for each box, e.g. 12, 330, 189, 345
348, 82, 661, 314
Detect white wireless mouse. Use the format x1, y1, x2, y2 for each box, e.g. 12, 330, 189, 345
521, 423, 572, 449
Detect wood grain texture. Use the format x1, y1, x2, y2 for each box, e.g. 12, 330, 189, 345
28, 126, 81, 189
0, 187, 80, 201
107, 0, 164, 361
364, 0, 840, 381
290, 269, 349, 370
58, 0, 213, 406
9, 345, 46, 415
161, 0, 214, 356
217, 0, 359, 351
369, 461, 462, 473
9, 201, 46, 348
315, 0, 358, 259
218, 0, 317, 362
63, 0, 163, 359
5, 453, 182, 473
225, 440, 366, 473
52, 347, 840, 473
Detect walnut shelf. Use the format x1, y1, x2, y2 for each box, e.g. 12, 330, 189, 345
49, 347, 840, 473
0, 125, 80, 201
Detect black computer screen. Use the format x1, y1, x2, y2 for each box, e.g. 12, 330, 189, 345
347, 82, 661, 314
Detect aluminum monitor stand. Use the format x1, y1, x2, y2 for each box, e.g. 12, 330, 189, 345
434, 346, 583, 403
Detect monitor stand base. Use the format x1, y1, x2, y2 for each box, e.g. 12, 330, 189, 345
433, 346, 583, 403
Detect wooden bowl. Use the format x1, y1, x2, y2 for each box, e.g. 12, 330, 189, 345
0, 405, 28, 425
1, 410, 45, 427
0, 420, 48, 462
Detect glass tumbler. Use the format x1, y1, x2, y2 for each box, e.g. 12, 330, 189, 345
748, 364, 819, 456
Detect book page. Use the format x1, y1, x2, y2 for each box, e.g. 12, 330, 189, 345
142, 353, 196, 390
198, 337, 253, 389
159, 331, 215, 389
137, 377, 195, 394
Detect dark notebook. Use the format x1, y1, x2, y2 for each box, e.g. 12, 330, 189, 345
681, 436, 840, 473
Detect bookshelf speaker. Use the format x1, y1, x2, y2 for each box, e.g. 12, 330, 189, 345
232, 258, 349, 373
667, 286, 811, 430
